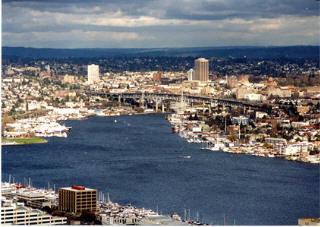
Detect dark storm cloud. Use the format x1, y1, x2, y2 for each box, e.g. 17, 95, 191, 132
2, 0, 319, 48
2, 0, 150, 15
166, 0, 318, 21
3, 0, 318, 19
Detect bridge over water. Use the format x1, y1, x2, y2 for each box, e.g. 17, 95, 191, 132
89, 91, 266, 111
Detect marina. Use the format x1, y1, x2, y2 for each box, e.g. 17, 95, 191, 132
168, 113, 320, 164
1, 181, 192, 225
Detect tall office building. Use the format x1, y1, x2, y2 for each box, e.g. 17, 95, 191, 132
194, 58, 209, 81
58, 185, 97, 214
87, 64, 100, 84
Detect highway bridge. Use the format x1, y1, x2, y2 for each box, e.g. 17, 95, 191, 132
89, 91, 266, 111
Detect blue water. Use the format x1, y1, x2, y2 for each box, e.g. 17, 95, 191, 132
2, 114, 319, 225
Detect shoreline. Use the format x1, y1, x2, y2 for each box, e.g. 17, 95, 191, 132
168, 114, 320, 165
1, 111, 167, 146
2, 137, 48, 146
3, 109, 318, 165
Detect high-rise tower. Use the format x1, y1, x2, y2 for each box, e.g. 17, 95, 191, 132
87, 64, 100, 84
187, 69, 195, 81
194, 58, 209, 81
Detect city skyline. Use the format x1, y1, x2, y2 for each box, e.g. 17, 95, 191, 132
2, 0, 319, 48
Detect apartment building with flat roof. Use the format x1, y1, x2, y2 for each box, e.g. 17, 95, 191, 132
58, 185, 97, 214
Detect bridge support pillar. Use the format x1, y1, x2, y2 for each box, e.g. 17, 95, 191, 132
156, 101, 159, 112
162, 103, 165, 113
140, 92, 145, 108
118, 95, 121, 104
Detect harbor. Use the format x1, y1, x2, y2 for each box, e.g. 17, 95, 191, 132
1, 180, 206, 225
167, 111, 320, 165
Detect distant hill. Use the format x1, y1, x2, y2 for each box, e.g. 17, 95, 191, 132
2, 46, 319, 59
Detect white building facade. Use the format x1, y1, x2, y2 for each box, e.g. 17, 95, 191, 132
187, 69, 195, 81
88, 64, 100, 84
1, 198, 67, 225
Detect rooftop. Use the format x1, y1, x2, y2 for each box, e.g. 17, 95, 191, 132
59, 185, 96, 192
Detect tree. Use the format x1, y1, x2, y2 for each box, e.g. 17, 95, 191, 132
18, 97, 23, 104
227, 134, 238, 142
263, 143, 274, 149
42, 206, 53, 214
43, 78, 50, 85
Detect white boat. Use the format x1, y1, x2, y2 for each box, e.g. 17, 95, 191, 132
209, 142, 226, 152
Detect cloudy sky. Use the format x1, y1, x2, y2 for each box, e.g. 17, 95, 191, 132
2, 0, 319, 48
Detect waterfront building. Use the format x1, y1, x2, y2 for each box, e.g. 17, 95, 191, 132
16, 192, 52, 209
88, 64, 100, 84
1, 197, 67, 225
298, 217, 320, 226
265, 137, 287, 146
194, 58, 209, 81
99, 214, 138, 225
58, 185, 97, 214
